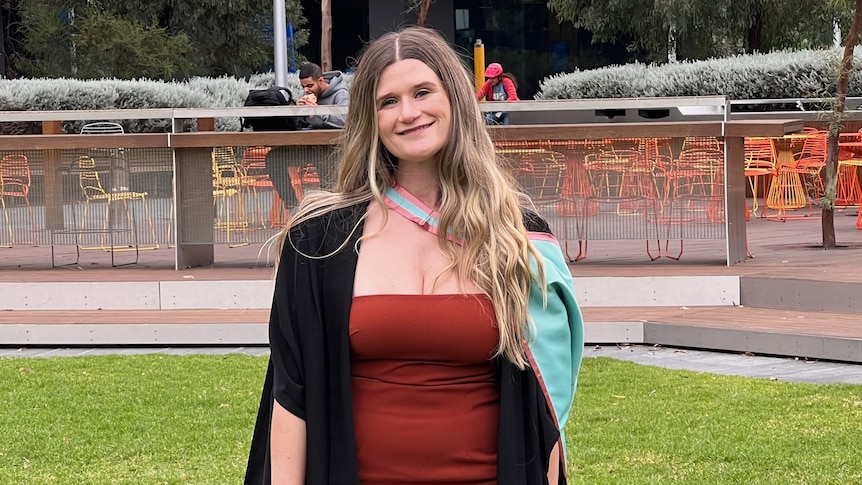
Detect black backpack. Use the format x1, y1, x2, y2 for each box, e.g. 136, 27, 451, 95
241, 86, 308, 131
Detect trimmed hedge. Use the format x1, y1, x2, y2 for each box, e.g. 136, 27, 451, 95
536, 49, 862, 101
0, 72, 353, 134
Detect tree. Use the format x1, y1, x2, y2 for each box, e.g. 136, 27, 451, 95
11, 0, 308, 79
321, 0, 331, 71
106, 0, 308, 78
13, 0, 191, 79
546, 0, 848, 62
823, 0, 862, 249
406, 0, 434, 27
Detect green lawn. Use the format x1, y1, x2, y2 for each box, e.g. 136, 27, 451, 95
1, 354, 860, 484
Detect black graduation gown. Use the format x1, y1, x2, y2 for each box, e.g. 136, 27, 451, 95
244, 203, 564, 484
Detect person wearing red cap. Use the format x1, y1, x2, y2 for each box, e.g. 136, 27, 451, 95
476, 62, 519, 124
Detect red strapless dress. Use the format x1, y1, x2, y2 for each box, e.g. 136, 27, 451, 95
349, 293, 500, 485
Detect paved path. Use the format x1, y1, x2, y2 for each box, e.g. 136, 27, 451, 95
4, 345, 861, 385
591, 344, 862, 385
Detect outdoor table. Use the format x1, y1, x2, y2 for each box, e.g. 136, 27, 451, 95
765, 134, 809, 210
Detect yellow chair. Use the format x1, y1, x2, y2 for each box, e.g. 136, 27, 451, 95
212, 147, 250, 247
73, 155, 158, 264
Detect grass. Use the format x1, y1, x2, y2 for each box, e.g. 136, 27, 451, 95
0, 354, 264, 484
565, 357, 862, 484
1, 354, 860, 484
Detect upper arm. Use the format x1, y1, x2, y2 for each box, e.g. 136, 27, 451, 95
526, 231, 585, 429
335, 89, 350, 106
504, 79, 519, 101
269, 231, 311, 418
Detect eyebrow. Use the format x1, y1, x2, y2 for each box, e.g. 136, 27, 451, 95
376, 81, 436, 104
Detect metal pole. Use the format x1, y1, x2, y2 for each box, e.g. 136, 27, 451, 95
473, 39, 485, 91
273, 0, 288, 86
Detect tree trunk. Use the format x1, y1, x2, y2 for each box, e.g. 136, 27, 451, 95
746, 2, 764, 53
823, 0, 862, 249
0, 8, 7, 78
321, 0, 332, 71
417, 0, 432, 27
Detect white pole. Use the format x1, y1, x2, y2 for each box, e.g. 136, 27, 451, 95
273, 0, 288, 86
835, 20, 842, 49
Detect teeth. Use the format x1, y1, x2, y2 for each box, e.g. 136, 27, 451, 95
404, 123, 430, 134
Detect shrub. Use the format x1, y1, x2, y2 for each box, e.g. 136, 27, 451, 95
0, 72, 353, 134
536, 49, 860, 100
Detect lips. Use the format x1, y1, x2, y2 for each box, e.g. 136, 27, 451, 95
398, 121, 434, 135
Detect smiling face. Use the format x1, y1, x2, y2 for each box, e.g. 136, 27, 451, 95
375, 59, 452, 169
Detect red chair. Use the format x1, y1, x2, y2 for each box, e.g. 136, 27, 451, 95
0, 154, 38, 245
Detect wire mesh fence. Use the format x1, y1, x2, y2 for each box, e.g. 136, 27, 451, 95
1, 135, 733, 266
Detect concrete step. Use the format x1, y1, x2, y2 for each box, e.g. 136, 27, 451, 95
0, 275, 743, 310
3, 276, 859, 313
2, 306, 860, 363
584, 306, 862, 363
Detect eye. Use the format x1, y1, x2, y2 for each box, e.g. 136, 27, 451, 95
415, 88, 431, 98
379, 98, 397, 108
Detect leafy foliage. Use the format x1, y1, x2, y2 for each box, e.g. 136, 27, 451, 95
103, 0, 308, 78
11, 0, 307, 79
547, 0, 851, 62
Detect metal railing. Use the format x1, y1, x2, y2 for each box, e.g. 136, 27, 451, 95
0, 100, 803, 267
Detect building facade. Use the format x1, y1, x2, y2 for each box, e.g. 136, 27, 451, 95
299, 0, 633, 99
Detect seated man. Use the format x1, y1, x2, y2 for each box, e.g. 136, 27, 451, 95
296, 62, 350, 129
265, 63, 350, 210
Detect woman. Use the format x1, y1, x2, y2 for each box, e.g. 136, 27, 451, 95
244, 26, 583, 485
476, 62, 519, 125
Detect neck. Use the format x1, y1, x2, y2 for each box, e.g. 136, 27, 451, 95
394, 166, 441, 210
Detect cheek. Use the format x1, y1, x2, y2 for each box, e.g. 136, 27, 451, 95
376, 113, 397, 147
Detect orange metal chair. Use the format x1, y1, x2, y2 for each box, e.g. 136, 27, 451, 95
836, 129, 862, 207
743, 138, 776, 219
792, 130, 827, 200
555, 140, 607, 261
661, 147, 725, 259
583, 148, 662, 260
239, 146, 274, 228
0, 154, 38, 245
681, 136, 722, 152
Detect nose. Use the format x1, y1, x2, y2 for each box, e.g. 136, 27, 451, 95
303, 87, 312, 94
398, 98, 421, 123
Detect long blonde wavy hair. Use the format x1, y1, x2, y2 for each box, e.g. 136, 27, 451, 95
275, 26, 544, 369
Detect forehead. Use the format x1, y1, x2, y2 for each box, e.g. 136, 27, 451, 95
299, 77, 316, 85
377, 59, 442, 94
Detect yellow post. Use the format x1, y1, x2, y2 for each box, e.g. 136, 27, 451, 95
473, 39, 485, 92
